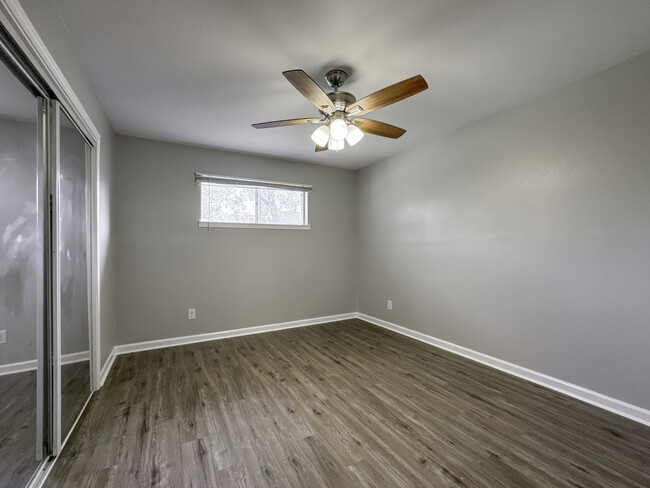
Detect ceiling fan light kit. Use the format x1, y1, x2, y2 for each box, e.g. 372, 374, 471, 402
345, 124, 364, 146
310, 125, 330, 147
329, 116, 349, 141
310, 116, 364, 151
252, 68, 428, 152
328, 138, 345, 151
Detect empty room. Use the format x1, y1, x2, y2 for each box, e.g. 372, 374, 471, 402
1, 1, 650, 487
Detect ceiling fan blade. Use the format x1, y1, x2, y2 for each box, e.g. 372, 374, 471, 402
283, 70, 337, 114
315, 144, 327, 152
346, 75, 428, 116
252, 117, 321, 129
353, 118, 407, 139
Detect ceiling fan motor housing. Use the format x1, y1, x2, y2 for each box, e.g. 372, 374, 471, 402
326, 91, 356, 112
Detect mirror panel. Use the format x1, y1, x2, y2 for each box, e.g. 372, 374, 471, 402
57, 108, 91, 441
0, 55, 44, 487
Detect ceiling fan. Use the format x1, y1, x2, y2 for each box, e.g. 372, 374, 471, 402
252, 69, 428, 152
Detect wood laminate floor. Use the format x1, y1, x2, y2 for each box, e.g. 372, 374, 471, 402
0, 361, 90, 488
61, 360, 92, 438
0, 370, 39, 488
45, 319, 650, 487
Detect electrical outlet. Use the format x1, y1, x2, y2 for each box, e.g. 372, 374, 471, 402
188, 308, 196, 320
387, 300, 392, 310
0, 330, 6, 344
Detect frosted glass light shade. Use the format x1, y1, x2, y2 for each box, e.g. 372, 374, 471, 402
310, 125, 330, 147
329, 118, 348, 141
345, 124, 364, 146
328, 138, 344, 151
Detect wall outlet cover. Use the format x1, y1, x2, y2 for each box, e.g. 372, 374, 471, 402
387, 300, 393, 310
188, 308, 196, 320
0, 330, 6, 344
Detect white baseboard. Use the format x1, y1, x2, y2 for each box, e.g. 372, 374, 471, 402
357, 313, 650, 427
99, 347, 117, 387
98, 313, 357, 386
0, 351, 90, 376
61, 350, 90, 365
0, 359, 37, 376
114, 313, 356, 355
95, 310, 650, 427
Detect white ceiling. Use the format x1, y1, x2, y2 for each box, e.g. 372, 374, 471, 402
50, 0, 650, 169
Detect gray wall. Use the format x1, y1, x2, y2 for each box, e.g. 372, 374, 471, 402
357, 50, 650, 409
115, 136, 356, 344
20, 0, 117, 367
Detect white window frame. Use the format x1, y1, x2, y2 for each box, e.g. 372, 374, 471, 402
195, 173, 311, 230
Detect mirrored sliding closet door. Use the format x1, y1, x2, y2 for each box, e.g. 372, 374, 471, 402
0, 23, 94, 486
0, 44, 47, 487
52, 103, 92, 452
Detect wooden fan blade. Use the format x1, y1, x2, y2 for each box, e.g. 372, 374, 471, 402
353, 118, 407, 139
315, 144, 327, 152
252, 117, 321, 129
283, 70, 336, 114
346, 75, 428, 116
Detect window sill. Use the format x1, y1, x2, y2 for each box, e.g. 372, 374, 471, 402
198, 221, 311, 230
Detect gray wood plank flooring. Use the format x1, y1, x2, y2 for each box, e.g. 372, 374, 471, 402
0, 370, 39, 488
61, 361, 91, 438
0, 361, 90, 488
44, 319, 650, 487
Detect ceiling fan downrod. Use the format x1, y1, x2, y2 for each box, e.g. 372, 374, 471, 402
324, 70, 356, 112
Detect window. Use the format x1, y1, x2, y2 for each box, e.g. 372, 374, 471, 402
195, 173, 311, 229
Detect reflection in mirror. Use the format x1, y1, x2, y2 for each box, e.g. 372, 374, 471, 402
58, 109, 91, 440
0, 57, 42, 486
